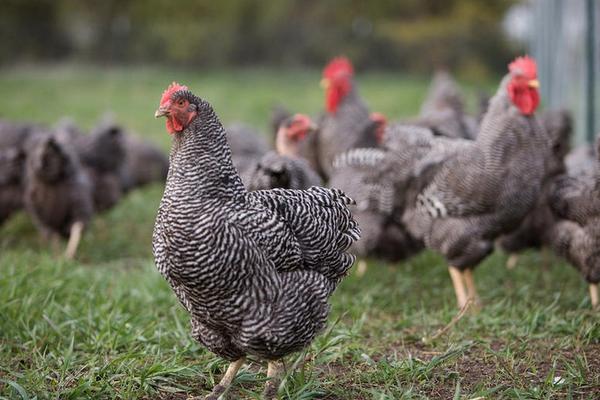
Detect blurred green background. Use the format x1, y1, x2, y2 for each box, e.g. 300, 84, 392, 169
0, 0, 519, 79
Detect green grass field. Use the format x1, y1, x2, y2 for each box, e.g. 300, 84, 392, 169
0, 66, 598, 400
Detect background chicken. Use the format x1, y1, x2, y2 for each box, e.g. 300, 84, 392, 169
244, 114, 322, 191
0, 147, 25, 226
412, 70, 479, 139
23, 134, 94, 259
547, 136, 600, 308
401, 56, 548, 309
152, 83, 359, 399
498, 109, 573, 269
316, 57, 378, 179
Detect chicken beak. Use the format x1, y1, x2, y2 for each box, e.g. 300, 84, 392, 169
155, 107, 169, 118
320, 78, 330, 90
528, 79, 540, 89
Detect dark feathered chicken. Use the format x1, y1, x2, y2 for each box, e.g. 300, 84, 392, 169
316, 57, 377, 179
55, 116, 126, 213
119, 133, 169, 192
269, 104, 292, 142
152, 83, 359, 399
548, 137, 600, 307
245, 114, 322, 191
402, 56, 548, 309
225, 122, 270, 183
498, 109, 573, 267
23, 134, 93, 259
0, 147, 25, 226
413, 70, 479, 139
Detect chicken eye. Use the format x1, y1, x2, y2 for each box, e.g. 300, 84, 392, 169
177, 99, 185, 106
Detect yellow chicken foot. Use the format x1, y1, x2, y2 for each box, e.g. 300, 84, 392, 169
448, 266, 468, 309
590, 284, 599, 309
506, 254, 519, 270
204, 357, 245, 400
263, 360, 284, 400
64, 221, 84, 260
463, 269, 480, 308
355, 259, 368, 277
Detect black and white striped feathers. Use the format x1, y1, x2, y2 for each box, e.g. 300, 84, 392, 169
152, 89, 359, 361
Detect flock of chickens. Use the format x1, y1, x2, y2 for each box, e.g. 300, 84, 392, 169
1, 54, 599, 398
149, 55, 598, 399
0, 115, 168, 257
221, 56, 599, 312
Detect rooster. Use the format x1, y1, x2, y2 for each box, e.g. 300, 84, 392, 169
316, 57, 378, 179
402, 56, 548, 309
498, 109, 573, 269
245, 114, 322, 191
152, 83, 359, 399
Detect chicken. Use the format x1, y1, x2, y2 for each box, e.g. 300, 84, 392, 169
565, 143, 596, 183
245, 114, 322, 191
547, 137, 600, 308
77, 117, 127, 212
414, 70, 479, 139
498, 109, 573, 268
401, 56, 548, 309
269, 104, 292, 142
152, 83, 359, 399
23, 134, 93, 259
316, 57, 377, 179
119, 132, 169, 192
0, 147, 25, 226
225, 122, 270, 181
328, 119, 424, 276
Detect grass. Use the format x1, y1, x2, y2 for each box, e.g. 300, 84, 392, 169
1, 65, 599, 399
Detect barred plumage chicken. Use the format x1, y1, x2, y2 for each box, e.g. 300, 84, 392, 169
413, 70, 479, 139
245, 114, 322, 191
152, 83, 359, 399
548, 137, 600, 307
402, 56, 549, 308
316, 57, 378, 179
498, 109, 573, 268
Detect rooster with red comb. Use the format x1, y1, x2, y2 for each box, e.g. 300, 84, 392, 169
316, 56, 380, 180
399, 55, 550, 309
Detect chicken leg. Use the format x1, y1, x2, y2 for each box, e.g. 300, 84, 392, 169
590, 284, 599, 309
506, 253, 519, 270
64, 221, 84, 260
448, 266, 468, 309
356, 259, 368, 277
262, 360, 283, 400
463, 269, 480, 306
204, 357, 245, 400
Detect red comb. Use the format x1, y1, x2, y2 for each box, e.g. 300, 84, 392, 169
323, 56, 354, 79
509, 56, 537, 79
160, 82, 188, 106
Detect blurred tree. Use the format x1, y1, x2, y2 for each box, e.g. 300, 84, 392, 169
0, 0, 519, 76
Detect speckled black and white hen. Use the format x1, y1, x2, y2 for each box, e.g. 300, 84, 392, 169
245, 114, 322, 191
152, 83, 359, 399
547, 137, 600, 308
402, 56, 549, 309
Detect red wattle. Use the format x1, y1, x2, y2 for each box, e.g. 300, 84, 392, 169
166, 116, 183, 134
508, 83, 540, 116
